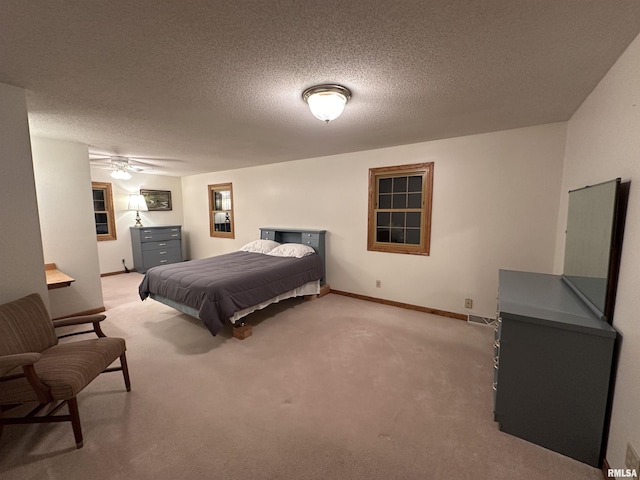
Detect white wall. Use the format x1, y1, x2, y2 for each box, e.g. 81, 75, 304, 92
555, 33, 640, 473
90, 168, 184, 274
182, 122, 567, 318
31, 137, 104, 318
0, 83, 48, 306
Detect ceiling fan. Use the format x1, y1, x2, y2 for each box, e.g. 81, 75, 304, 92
89, 154, 155, 179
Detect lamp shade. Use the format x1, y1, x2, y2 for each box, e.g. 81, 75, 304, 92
128, 194, 148, 212
302, 84, 351, 122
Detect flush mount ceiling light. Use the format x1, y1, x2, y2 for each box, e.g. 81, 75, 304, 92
302, 84, 352, 123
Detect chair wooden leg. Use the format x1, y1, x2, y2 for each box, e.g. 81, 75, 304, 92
120, 353, 131, 392
67, 397, 83, 449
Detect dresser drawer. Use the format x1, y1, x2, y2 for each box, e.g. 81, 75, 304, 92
138, 227, 181, 242
141, 239, 181, 252
142, 247, 182, 268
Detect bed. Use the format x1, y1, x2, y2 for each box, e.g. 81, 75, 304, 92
138, 228, 326, 337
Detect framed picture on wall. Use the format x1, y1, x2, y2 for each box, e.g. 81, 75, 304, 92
140, 189, 172, 211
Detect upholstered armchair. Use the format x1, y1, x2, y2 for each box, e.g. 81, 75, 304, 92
0, 293, 130, 448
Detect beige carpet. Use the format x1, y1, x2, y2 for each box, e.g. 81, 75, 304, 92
0, 273, 602, 480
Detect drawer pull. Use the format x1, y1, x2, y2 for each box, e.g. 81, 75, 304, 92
158, 243, 166, 246
494, 340, 500, 348
159, 251, 167, 255
171, 234, 179, 237
144, 236, 153, 239
492, 382, 497, 391
160, 260, 168, 263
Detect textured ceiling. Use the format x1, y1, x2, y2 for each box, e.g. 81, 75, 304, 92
1, 1, 640, 176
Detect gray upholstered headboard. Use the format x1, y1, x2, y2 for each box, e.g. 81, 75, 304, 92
259, 227, 326, 285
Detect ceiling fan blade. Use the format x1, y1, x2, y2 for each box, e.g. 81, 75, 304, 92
89, 152, 160, 173
125, 157, 159, 169
89, 155, 112, 162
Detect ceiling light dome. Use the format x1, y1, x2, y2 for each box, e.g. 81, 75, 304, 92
302, 84, 351, 123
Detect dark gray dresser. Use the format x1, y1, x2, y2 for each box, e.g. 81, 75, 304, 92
494, 269, 617, 467
130, 225, 183, 273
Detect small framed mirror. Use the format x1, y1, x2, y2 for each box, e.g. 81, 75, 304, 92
208, 183, 234, 238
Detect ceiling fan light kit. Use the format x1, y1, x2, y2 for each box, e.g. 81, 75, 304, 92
90, 154, 154, 179
302, 84, 351, 123
110, 167, 132, 180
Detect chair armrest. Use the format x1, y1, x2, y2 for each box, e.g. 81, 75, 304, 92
0, 353, 52, 403
53, 314, 107, 339
0, 352, 43, 371
52, 314, 106, 328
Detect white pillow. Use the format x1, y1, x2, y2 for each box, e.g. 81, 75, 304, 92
239, 239, 281, 254
267, 243, 315, 258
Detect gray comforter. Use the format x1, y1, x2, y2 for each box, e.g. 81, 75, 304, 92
139, 251, 324, 335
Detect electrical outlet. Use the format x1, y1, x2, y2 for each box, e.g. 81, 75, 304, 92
626, 443, 640, 471
375, 280, 381, 288
464, 298, 473, 309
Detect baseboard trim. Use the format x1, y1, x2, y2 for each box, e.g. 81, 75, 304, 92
329, 289, 467, 321
52, 306, 106, 321
101, 270, 133, 277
